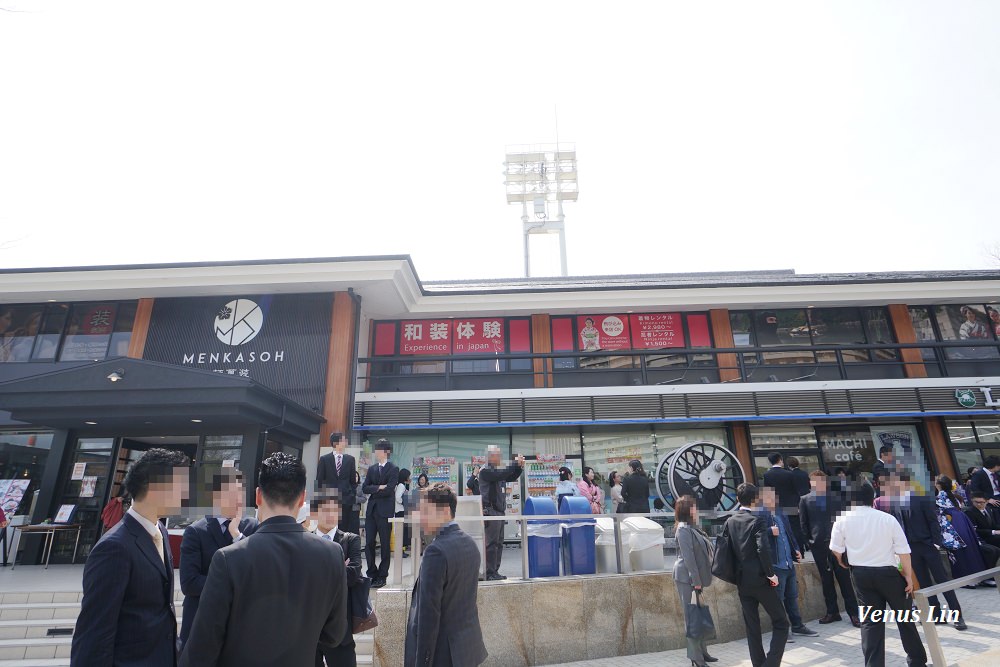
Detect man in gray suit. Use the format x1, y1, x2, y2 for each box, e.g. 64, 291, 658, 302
405, 483, 488, 667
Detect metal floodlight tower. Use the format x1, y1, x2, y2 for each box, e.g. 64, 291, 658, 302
504, 144, 578, 277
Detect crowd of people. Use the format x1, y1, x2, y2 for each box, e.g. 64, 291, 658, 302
68, 433, 1000, 667
675, 447, 1000, 667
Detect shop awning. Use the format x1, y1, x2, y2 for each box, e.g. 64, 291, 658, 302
0, 357, 324, 441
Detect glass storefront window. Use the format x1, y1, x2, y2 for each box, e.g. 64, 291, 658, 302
809, 307, 869, 363
973, 420, 1000, 444
108, 302, 137, 358
59, 303, 119, 361
58, 438, 115, 559
934, 304, 999, 360
31, 304, 68, 361
0, 305, 46, 363
946, 421, 977, 447
0, 431, 52, 518
908, 306, 939, 361
954, 449, 983, 479
512, 428, 581, 459
750, 425, 819, 450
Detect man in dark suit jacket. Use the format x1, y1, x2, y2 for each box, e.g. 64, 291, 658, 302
405, 483, 487, 667
362, 438, 399, 588
798, 470, 859, 626
179, 453, 348, 667
725, 483, 787, 667
763, 452, 806, 556
871, 445, 893, 496
965, 493, 1000, 548
969, 456, 1000, 504
179, 467, 259, 648
786, 457, 811, 498
313, 489, 363, 667
315, 432, 358, 532
889, 477, 967, 630
72, 448, 190, 667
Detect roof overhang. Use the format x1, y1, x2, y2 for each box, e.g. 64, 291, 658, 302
0, 358, 325, 441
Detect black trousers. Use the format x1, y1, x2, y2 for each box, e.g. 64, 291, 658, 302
365, 506, 392, 579
341, 509, 361, 536
812, 540, 859, 616
850, 566, 927, 667
909, 542, 961, 614
316, 640, 356, 667
484, 512, 505, 577
979, 542, 1000, 569
737, 583, 789, 667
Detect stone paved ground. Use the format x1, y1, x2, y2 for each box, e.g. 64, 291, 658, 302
546, 583, 1000, 667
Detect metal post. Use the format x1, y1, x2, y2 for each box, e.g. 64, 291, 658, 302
914, 593, 947, 667
522, 217, 531, 278
613, 515, 624, 575
391, 518, 404, 587
411, 518, 421, 586
520, 516, 529, 580
557, 224, 568, 277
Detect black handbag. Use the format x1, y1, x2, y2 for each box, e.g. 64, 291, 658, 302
350, 577, 379, 633
710, 524, 740, 585
685, 591, 717, 641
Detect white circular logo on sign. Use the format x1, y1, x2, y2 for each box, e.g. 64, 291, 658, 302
214, 299, 264, 346
602, 316, 625, 337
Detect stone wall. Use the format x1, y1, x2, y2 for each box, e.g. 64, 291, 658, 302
373, 561, 833, 666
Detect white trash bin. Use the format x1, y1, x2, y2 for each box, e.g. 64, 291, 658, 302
456, 495, 486, 578
622, 517, 666, 572
594, 517, 628, 574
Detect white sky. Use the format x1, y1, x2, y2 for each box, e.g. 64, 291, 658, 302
1, 1, 998, 281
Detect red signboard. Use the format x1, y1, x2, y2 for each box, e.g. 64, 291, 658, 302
453, 318, 506, 354
687, 314, 712, 347
399, 319, 452, 355
576, 315, 631, 351
629, 313, 683, 349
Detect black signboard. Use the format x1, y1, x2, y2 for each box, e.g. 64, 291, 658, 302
143, 293, 333, 410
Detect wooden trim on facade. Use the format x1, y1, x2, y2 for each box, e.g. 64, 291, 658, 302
126, 298, 155, 359
924, 416, 957, 480
730, 422, 756, 484
709, 308, 740, 383
320, 292, 357, 450
887, 303, 928, 379
531, 314, 552, 389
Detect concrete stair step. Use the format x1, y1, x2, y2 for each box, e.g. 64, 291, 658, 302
0, 637, 71, 662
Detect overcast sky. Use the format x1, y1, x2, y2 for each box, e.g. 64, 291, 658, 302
1, 1, 998, 281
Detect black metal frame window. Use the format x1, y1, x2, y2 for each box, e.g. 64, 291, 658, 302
0, 301, 138, 364
945, 418, 1000, 482
729, 306, 901, 381
908, 304, 1000, 376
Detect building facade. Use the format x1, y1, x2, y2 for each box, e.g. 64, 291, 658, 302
1, 257, 998, 562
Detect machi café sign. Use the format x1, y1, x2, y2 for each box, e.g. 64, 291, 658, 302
955, 388, 1000, 408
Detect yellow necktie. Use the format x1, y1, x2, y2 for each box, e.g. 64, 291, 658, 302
151, 528, 165, 567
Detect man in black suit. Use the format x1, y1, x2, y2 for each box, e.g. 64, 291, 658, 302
799, 470, 860, 627
405, 483, 488, 667
725, 483, 788, 667
179, 467, 259, 649
888, 475, 967, 631
316, 432, 358, 532
966, 493, 1000, 548
871, 445, 893, 497
72, 448, 190, 667
179, 453, 348, 667
968, 455, 1000, 505
313, 489, 363, 667
786, 456, 811, 499
362, 438, 399, 588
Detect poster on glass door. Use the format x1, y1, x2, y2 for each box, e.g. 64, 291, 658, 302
869, 425, 932, 494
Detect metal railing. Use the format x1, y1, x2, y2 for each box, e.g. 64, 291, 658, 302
360, 340, 1000, 391
386, 511, 684, 588
912, 565, 1000, 667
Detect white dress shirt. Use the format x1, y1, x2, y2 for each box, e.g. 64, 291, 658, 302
830, 505, 910, 567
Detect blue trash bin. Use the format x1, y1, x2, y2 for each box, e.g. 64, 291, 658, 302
524, 496, 561, 578
559, 495, 597, 575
